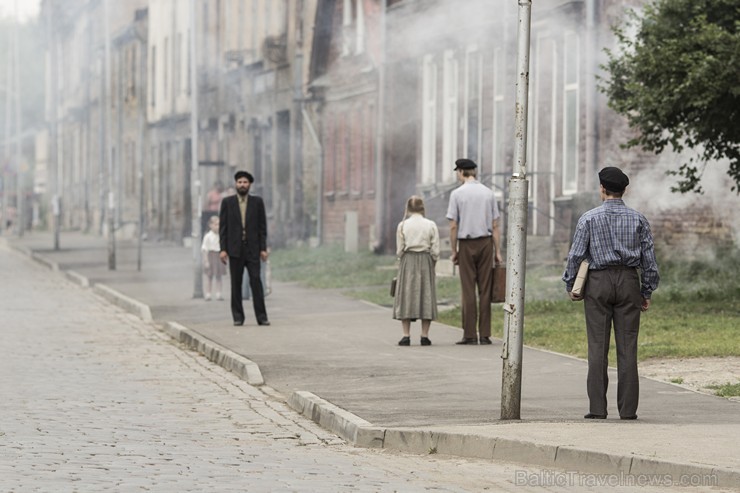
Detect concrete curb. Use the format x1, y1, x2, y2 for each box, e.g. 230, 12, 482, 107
287, 391, 384, 448
286, 394, 740, 488
65, 270, 90, 288
93, 283, 153, 322
164, 321, 265, 387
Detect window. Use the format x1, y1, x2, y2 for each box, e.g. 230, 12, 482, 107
442, 50, 458, 181
365, 102, 376, 193
351, 109, 362, 194
186, 29, 191, 95
562, 31, 579, 194
150, 46, 156, 107
174, 33, 181, 96
324, 113, 335, 194
341, 0, 365, 56
130, 45, 137, 99
355, 0, 365, 54
421, 54, 437, 184
163, 37, 169, 103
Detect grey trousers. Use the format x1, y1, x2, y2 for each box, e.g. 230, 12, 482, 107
583, 267, 642, 417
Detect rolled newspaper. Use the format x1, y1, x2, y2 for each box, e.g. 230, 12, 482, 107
571, 260, 590, 297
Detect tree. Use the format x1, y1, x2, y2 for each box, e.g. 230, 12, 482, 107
600, 0, 740, 194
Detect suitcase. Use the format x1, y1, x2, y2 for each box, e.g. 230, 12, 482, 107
491, 265, 506, 303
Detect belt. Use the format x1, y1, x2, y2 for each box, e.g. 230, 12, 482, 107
459, 236, 491, 241
601, 265, 636, 270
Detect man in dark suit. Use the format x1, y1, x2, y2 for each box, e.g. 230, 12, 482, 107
219, 171, 270, 326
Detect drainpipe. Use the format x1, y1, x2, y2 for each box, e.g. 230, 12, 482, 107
584, 0, 599, 185
372, 0, 387, 253
189, 0, 203, 298
293, 0, 305, 239
104, 0, 116, 270
13, 0, 23, 237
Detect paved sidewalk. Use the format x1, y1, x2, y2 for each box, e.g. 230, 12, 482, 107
5, 230, 740, 489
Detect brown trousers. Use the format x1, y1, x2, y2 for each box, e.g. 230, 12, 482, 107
583, 267, 642, 418
457, 237, 493, 339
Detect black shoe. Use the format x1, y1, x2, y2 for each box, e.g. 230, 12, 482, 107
398, 336, 411, 346
479, 337, 492, 345
420, 337, 432, 346
233, 320, 244, 326
455, 338, 478, 345
584, 413, 607, 419
620, 415, 638, 420
258, 320, 271, 326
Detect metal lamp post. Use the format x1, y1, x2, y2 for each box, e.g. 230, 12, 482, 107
501, 0, 532, 420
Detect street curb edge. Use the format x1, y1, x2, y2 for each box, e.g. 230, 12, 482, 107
286, 393, 740, 488
93, 283, 153, 322
287, 391, 385, 448
164, 321, 265, 387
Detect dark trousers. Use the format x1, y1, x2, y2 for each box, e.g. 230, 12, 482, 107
228, 246, 268, 324
457, 237, 493, 339
583, 267, 642, 417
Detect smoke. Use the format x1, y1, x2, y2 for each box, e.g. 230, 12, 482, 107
0, 0, 40, 22
625, 150, 738, 259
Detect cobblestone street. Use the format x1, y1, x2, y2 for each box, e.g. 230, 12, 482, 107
0, 243, 707, 493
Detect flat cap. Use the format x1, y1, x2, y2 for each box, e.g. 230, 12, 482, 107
599, 166, 629, 192
234, 170, 254, 183
454, 158, 477, 170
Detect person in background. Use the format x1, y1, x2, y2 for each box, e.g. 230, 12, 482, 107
202, 181, 224, 239
446, 158, 502, 345
201, 215, 225, 301
393, 196, 440, 346
563, 166, 659, 420
219, 171, 270, 327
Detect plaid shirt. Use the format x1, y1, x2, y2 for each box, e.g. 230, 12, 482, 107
563, 199, 659, 298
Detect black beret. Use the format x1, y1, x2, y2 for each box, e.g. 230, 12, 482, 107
234, 170, 254, 183
454, 158, 477, 170
599, 166, 629, 192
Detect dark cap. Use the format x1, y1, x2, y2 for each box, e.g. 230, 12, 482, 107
234, 170, 254, 183
454, 158, 477, 170
599, 166, 629, 192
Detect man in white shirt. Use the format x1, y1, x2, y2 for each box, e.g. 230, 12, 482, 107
446, 158, 502, 345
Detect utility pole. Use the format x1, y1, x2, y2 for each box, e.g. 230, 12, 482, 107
501, 0, 532, 420
103, 0, 116, 269
46, 1, 60, 250
293, 0, 305, 240
14, 0, 23, 237
372, 0, 387, 253
190, 0, 203, 298
2, 18, 11, 237
136, 26, 146, 272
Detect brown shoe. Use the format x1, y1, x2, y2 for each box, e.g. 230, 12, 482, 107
455, 338, 478, 345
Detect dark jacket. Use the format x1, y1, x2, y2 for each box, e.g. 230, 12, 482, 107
219, 194, 267, 258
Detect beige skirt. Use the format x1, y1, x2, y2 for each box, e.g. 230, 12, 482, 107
392, 251, 437, 321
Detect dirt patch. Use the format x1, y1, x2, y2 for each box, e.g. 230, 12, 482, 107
640, 356, 740, 401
